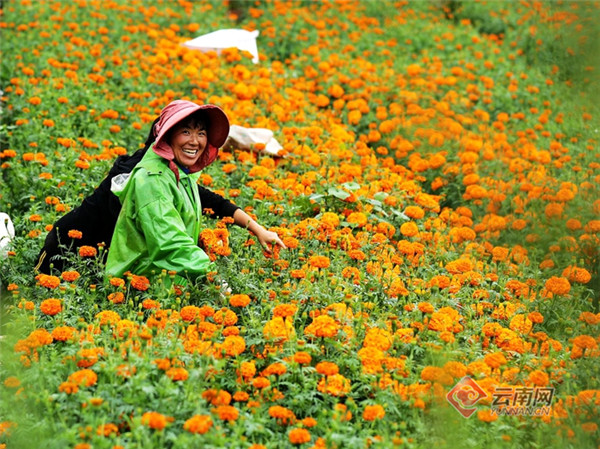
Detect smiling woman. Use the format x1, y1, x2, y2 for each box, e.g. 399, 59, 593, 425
105, 100, 285, 284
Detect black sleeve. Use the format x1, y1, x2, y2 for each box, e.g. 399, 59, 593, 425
198, 185, 240, 219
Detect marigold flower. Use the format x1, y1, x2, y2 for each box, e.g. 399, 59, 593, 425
130, 274, 150, 291
289, 428, 311, 445
166, 367, 189, 381
61, 270, 80, 282
108, 292, 125, 304
273, 303, 298, 317
308, 255, 331, 269
317, 374, 351, 396
52, 326, 76, 342
561, 266, 592, 284
363, 404, 385, 421
69, 369, 98, 387
304, 315, 339, 338
269, 405, 296, 425
213, 308, 238, 326
214, 405, 239, 421
544, 276, 571, 296
316, 361, 339, 376
68, 229, 83, 239
229, 294, 251, 308
183, 415, 213, 434
528, 369, 549, 387
40, 298, 62, 316
97, 423, 119, 437
141, 411, 171, 430
38, 274, 60, 289
79, 245, 97, 257
293, 351, 312, 365
483, 352, 507, 369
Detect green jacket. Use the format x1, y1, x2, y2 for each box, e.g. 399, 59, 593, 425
105, 148, 213, 281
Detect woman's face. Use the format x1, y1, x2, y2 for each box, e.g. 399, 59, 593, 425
168, 120, 208, 168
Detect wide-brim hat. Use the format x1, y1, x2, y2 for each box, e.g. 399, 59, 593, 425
154, 100, 230, 149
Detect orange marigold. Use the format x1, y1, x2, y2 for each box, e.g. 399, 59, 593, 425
166, 367, 189, 381
544, 276, 571, 296
79, 245, 97, 257
229, 294, 251, 308
38, 274, 60, 289
40, 298, 62, 316
130, 274, 150, 291
289, 428, 311, 445
363, 404, 386, 421
141, 411, 171, 430
183, 415, 213, 434
214, 405, 239, 421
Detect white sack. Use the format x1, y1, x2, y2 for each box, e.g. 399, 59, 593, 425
183, 29, 260, 64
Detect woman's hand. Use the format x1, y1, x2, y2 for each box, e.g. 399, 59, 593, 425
233, 208, 286, 254
254, 227, 286, 254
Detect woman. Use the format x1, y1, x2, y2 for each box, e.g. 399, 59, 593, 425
105, 100, 285, 282
37, 99, 284, 281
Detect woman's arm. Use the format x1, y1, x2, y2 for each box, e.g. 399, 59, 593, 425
233, 208, 286, 253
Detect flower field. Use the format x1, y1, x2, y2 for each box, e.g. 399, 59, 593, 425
1, 0, 600, 448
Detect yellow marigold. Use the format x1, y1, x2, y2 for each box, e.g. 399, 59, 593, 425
317, 374, 351, 396
445, 258, 474, 274
528, 369, 549, 387
443, 361, 467, 378
304, 314, 339, 338
141, 411, 171, 430
3, 377, 20, 388
95, 310, 121, 326
40, 298, 62, 316
363, 404, 385, 421
263, 316, 295, 342
509, 314, 533, 334
216, 335, 246, 357
483, 352, 508, 369
183, 415, 213, 434
37, 274, 60, 289
400, 221, 419, 237
346, 212, 368, 227
363, 328, 393, 351
214, 405, 239, 421
289, 427, 311, 445
544, 276, 571, 296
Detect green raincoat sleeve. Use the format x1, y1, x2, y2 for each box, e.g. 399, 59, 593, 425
106, 160, 214, 280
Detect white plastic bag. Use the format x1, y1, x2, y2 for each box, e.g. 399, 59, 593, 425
183, 29, 260, 64
0, 212, 15, 258
225, 124, 283, 156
